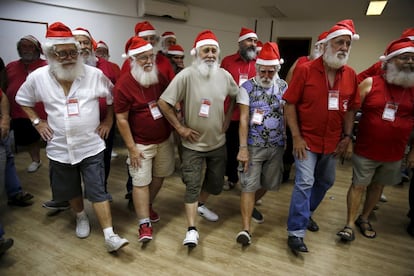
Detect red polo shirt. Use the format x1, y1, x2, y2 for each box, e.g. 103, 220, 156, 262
283, 57, 360, 154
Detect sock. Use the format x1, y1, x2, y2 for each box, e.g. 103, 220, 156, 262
103, 227, 114, 239
76, 210, 87, 218
139, 218, 151, 226
198, 202, 204, 207
188, 226, 197, 231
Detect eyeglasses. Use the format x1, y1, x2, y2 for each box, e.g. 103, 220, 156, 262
259, 69, 276, 75
397, 55, 414, 62
135, 54, 155, 62
54, 50, 79, 59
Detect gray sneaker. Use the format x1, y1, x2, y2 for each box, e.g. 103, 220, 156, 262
76, 214, 90, 239
105, 234, 129, 252
42, 200, 71, 210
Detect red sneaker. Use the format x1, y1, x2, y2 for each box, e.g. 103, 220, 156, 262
150, 205, 160, 223
138, 223, 153, 243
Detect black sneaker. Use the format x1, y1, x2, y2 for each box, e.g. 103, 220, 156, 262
42, 200, 70, 210
0, 238, 14, 255
252, 208, 264, 224
288, 236, 308, 253
236, 230, 251, 246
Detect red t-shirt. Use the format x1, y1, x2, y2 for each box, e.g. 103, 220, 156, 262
283, 57, 360, 154
6, 59, 47, 119
354, 75, 414, 161
357, 61, 383, 84
96, 57, 120, 121
221, 52, 256, 121
113, 71, 171, 144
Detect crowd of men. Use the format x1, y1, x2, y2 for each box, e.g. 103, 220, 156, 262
1, 18, 413, 256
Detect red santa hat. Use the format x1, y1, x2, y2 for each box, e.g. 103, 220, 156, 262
161, 31, 176, 40
45, 21, 76, 45
96, 40, 109, 49
190, 30, 219, 56
256, 40, 263, 52
134, 21, 157, 37
167, 44, 184, 56
315, 31, 329, 45
325, 19, 359, 42
401, 28, 414, 41
125, 36, 153, 58
256, 42, 284, 66
238, 27, 258, 42
72, 27, 97, 50
380, 37, 414, 62
18, 35, 43, 54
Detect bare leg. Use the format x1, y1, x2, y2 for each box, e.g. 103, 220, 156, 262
346, 184, 366, 227
133, 185, 150, 219
255, 188, 267, 202
360, 183, 383, 221
199, 190, 210, 203
92, 200, 112, 229
241, 192, 255, 231
28, 141, 41, 163
185, 202, 198, 227
149, 176, 164, 204
69, 196, 84, 213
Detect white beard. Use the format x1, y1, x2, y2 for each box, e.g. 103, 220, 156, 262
255, 74, 278, 89
385, 62, 414, 88
323, 43, 349, 69
80, 49, 97, 67
193, 57, 219, 78
48, 56, 84, 82
240, 47, 257, 61
130, 61, 159, 87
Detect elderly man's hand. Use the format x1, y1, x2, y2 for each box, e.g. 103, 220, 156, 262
177, 125, 200, 143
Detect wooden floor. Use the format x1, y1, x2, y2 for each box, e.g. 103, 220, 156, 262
1, 147, 414, 275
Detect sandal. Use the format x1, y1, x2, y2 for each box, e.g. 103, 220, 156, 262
355, 216, 376, 238
337, 226, 355, 241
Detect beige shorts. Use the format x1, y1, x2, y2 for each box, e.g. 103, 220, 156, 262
128, 135, 175, 186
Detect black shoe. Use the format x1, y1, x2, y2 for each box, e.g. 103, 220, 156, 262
125, 191, 132, 200
42, 200, 70, 210
252, 208, 264, 223
307, 217, 319, 232
287, 236, 308, 253
407, 222, 414, 237
0, 238, 14, 255
8, 192, 34, 207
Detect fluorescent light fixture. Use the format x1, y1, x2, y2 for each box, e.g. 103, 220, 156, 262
366, 1, 388, 16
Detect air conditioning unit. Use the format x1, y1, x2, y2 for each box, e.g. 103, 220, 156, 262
138, 0, 189, 21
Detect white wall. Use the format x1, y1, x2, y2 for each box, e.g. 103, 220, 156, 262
0, 0, 412, 73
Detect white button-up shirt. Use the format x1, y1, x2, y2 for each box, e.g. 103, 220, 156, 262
16, 65, 113, 165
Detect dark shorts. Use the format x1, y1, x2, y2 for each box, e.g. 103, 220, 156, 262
181, 145, 226, 203
11, 118, 40, 146
49, 151, 110, 202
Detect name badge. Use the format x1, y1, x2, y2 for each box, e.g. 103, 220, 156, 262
382, 102, 398, 122
239, 73, 248, 86
328, 90, 339, 110
199, 99, 211, 118
148, 101, 163, 120
67, 98, 79, 116
251, 108, 264, 125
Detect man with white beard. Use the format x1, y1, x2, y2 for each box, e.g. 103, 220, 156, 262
220, 27, 258, 199
15, 22, 129, 252
113, 37, 174, 243
158, 30, 239, 247
235, 42, 287, 246
336, 38, 414, 242
282, 19, 361, 253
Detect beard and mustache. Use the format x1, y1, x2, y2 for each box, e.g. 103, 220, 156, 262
130, 60, 159, 87
255, 74, 278, 89
323, 43, 350, 69
385, 62, 414, 88
80, 48, 97, 67
48, 56, 84, 82
193, 56, 219, 78
240, 46, 257, 61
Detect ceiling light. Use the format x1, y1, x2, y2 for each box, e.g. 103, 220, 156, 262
366, 1, 388, 16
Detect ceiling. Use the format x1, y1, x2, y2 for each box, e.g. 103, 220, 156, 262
173, 0, 413, 20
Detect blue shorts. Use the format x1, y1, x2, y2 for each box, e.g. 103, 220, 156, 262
49, 151, 110, 202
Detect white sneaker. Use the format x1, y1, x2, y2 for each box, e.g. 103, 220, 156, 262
197, 205, 219, 222
105, 234, 129, 252
76, 214, 90, 239
183, 229, 199, 247
27, 161, 41, 173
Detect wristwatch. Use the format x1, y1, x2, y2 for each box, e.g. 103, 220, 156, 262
32, 118, 41, 126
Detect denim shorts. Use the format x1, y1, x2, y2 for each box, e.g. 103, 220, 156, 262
239, 146, 284, 192
49, 151, 110, 202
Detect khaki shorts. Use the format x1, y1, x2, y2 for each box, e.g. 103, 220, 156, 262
128, 135, 175, 186
352, 154, 402, 186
